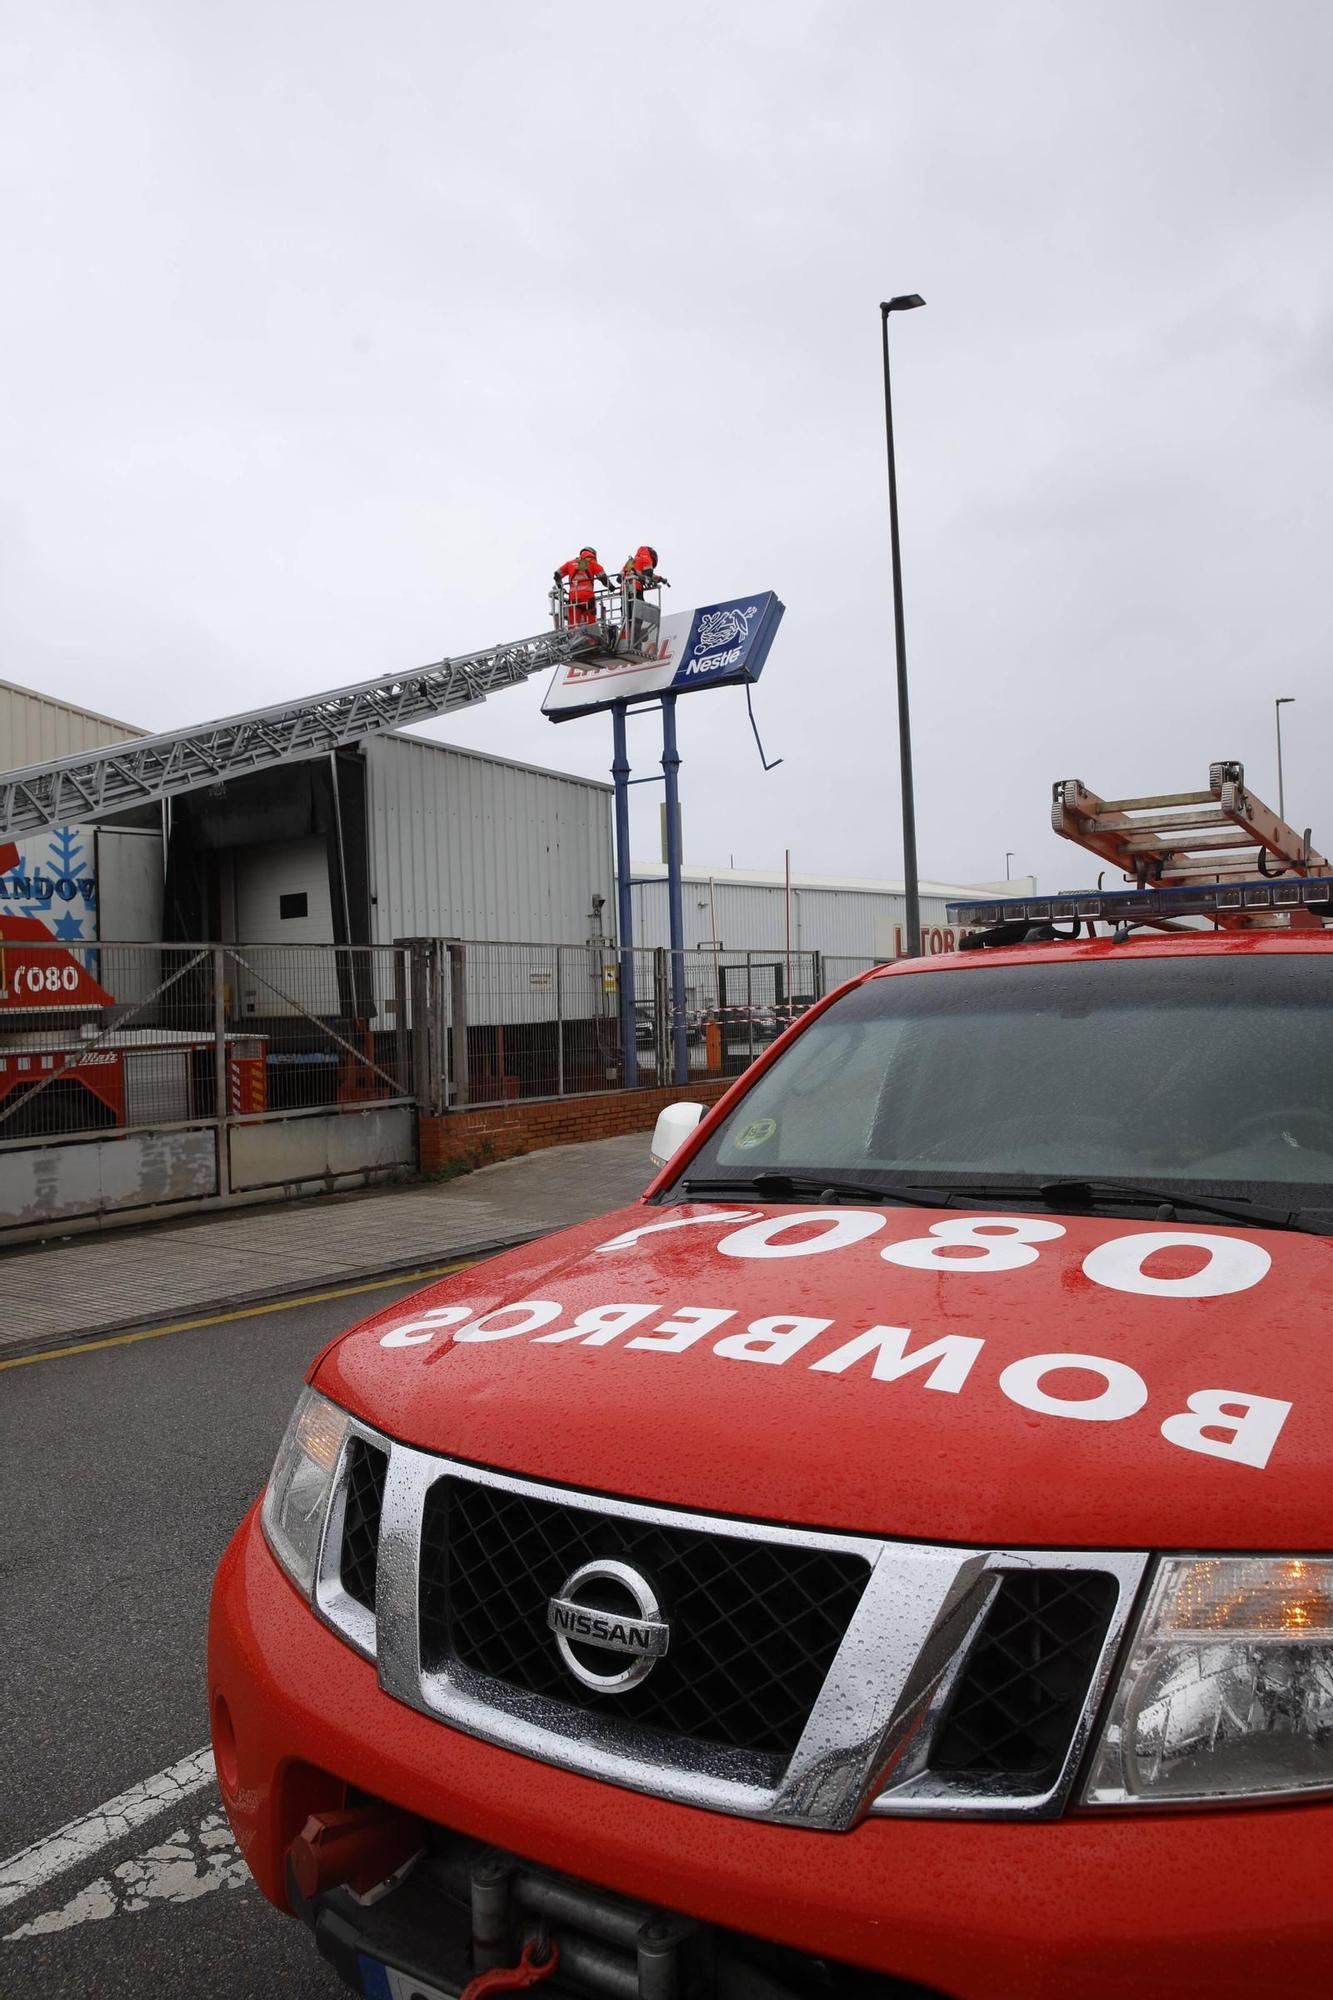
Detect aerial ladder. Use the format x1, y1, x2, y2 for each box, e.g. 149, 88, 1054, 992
0, 623, 600, 841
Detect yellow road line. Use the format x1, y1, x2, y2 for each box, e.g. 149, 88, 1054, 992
0, 1261, 477, 1372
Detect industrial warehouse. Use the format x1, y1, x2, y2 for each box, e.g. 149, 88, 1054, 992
629, 861, 1033, 964
0, 670, 1011, 1237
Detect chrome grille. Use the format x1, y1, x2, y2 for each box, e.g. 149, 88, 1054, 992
419, 1475, 870, 1760
339, 1437, 388, 1612
314, 1425, 1148, 1830
929, 1571, 1118, 1780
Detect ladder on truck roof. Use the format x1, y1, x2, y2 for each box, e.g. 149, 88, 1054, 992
1052, 760, 1330, 889
0, 626, 595, 841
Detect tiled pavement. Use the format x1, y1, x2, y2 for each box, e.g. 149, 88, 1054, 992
0, 1135, 653, 1362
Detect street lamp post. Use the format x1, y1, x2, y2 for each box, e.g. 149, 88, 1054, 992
880, 294, 926, 958
1275, 697, 1295, 822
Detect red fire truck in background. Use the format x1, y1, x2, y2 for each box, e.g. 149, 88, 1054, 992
0, 902, 266, 1139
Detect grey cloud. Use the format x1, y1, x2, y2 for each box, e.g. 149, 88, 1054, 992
2, 0, 1331, 893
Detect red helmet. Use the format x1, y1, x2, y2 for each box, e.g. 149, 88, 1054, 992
579, 546, 597, 559
636, 545, 658, 567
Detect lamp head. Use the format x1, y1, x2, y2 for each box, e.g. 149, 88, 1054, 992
881, 294, 926, 314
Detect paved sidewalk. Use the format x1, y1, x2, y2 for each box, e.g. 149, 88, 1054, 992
0, 1135, 653, 1362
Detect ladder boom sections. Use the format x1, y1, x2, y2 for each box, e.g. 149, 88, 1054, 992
1052, 759, 1330, 891
0, 628, 594, 840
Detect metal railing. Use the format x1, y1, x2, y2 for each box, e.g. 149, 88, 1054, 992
548, 573, 667, 659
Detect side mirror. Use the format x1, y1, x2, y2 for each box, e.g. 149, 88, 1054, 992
650, 1101, 705, 1168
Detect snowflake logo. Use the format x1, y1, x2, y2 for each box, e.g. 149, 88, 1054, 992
1, 825, 96, 939
694, 604, 759, 655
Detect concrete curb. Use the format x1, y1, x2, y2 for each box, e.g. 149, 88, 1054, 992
0, 1231, 539, 1364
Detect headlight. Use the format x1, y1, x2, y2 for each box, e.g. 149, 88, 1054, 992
260, 1389, 349, 1597
1084, 1556, 1333, 1806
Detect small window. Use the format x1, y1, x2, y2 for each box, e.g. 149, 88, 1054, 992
279, 891, 308, 920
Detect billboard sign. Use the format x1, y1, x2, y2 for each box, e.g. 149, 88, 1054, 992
543, 590, 784, 721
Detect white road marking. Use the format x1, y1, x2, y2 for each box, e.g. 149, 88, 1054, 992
0, 1744, 216, 1913
5, 1812, 246, 1940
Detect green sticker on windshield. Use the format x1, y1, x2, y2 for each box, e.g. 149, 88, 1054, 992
734, 1117, 777, 1151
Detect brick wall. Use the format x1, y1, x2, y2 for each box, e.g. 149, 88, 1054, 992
419, 1079, 735, 1174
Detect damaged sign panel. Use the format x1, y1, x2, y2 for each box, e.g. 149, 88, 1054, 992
542, 591, 784, 719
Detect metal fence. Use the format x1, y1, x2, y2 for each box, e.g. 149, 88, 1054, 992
0, 935, 895, 1142
441, 939, 643, 1107
822, 954, 889, 990
0, 940, 414, 1147
441, 941, 884, 1109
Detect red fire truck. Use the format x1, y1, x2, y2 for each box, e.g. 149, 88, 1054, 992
209, 766, 1333, 1998
0, 920, 266, 1136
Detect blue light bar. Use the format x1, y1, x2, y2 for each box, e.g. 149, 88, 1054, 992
946, 878, 1333, 929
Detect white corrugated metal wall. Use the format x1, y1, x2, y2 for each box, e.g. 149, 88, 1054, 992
630, 867, 1038, 963
631, 876, 949, 956
364, 734, 615, 945
0, 678, 145, 767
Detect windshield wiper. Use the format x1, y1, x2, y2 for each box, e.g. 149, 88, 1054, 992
681, 1172, 943, 1208
906, 1176, 1327, 1235
1037, 1178, 1328, 1234
681, 1172, 1332, 1234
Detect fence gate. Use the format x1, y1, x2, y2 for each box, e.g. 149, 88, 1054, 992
0, 941, 417, 1235
708, 950, 820, 1074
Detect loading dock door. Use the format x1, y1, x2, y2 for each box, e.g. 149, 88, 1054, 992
234, 837, 335, 943
232, 838, 337, 1017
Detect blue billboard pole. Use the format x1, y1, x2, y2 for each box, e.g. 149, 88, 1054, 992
542, 590, 786, 1092
660, 693, 688, 1085
610, 702, 638, 1088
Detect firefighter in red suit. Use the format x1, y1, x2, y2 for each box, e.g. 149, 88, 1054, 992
554, 547, 607, 627
621, 545, 669, 596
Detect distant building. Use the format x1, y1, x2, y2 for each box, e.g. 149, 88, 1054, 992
629, 861, 1038, 971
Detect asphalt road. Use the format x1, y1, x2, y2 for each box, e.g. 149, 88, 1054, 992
1, 1274, 437, 2000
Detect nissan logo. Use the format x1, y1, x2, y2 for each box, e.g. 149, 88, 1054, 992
546, 1559, 670, 1692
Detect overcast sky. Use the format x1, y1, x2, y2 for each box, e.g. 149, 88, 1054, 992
3, 0, 1331, 889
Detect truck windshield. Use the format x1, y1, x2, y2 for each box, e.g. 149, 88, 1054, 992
677, 954, 1333, 1212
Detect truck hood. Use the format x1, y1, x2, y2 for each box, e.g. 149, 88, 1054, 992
315, 1199, 1333, 1549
